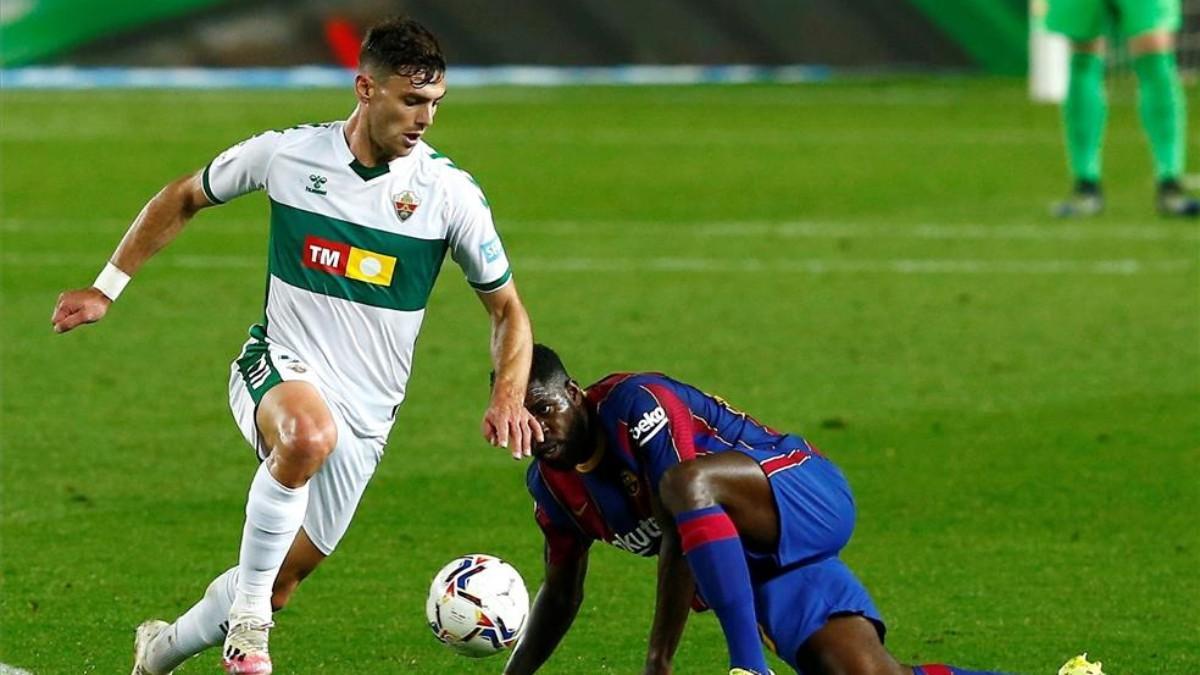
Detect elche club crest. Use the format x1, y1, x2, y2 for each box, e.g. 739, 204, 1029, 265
393, 190, 421, 222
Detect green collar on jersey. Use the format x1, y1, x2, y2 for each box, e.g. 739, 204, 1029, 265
348, 158, 390, 181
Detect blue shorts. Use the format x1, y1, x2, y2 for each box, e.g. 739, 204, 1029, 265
735, 449, 886, 671
754, 557, 885, 672
735, 449, 856, 569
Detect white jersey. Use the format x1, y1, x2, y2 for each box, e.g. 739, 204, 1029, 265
203, 121, 511, 438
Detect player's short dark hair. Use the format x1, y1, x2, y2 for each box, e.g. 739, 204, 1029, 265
359, 17, 446, 86
489, 344, 571, 391
530, 344, 571, 389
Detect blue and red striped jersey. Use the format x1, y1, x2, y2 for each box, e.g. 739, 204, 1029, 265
526, 372, 820, 564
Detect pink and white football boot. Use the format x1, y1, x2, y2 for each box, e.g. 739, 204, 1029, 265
221, 617, 273, 674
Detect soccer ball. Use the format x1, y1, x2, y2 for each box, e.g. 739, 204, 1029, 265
426, 554, 529, 657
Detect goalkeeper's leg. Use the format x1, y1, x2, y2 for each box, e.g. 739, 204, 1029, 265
1054, 38, 1108, 217
1128, 29, 1199, 217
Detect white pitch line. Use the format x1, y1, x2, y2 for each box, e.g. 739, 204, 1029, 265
0, 664, 34, 675
3, 219, 1198, 243
518, 257, 1193, 275
2, 254, 1191, 276
689, 221, 1200, 242
501, 219, 1200, 242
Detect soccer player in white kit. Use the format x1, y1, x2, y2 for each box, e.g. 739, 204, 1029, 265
49, 17, 543, 675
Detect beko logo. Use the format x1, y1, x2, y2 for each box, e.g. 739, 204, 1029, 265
630, 407, 668, 445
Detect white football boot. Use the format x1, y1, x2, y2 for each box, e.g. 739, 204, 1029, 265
221, 617, 274, 674
130, 619, 171, 675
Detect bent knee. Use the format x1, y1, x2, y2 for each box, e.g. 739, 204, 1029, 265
659, 461, 716, 515
1128, 30, 1174, 55
1072, 38, 1106, 54
274, 415, 337, 465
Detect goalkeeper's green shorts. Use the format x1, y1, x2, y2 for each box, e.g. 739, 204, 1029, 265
1046, 0, 1181, 41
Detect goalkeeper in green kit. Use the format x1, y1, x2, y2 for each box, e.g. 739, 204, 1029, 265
1046, 0, 1199, 217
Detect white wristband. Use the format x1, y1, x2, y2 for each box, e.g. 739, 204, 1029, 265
93, 262, 131, 301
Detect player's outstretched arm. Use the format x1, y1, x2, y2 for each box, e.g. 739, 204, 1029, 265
51, 171, 214, 333
502, 546, 588, 675
644, 499, 694, 675
477, 282, 542, 458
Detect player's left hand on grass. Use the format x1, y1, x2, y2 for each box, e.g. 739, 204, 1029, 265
481, 398, 543, 460
51, 287, 112, 334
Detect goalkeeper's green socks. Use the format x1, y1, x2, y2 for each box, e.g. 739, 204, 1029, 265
1063, 52, 1108, 185
1132, 51, 1187, 185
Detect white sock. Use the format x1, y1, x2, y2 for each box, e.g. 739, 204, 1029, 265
230, 462, 309, 621
143, 567, 238, 674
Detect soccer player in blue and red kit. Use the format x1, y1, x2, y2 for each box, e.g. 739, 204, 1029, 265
502, 345, 1013, 675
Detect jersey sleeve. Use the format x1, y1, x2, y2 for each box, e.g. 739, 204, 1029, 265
528, 466, 591, 566
619, 382, 699, 489
534, 503, 591, 567
444, 172, 512, 293
201, 130, 284, 205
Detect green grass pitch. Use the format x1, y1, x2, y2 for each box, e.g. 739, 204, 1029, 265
1, 79, 1197, 673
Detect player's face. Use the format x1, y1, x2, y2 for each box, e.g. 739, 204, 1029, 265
363, 71, 446, 158
525, 380, 590, 468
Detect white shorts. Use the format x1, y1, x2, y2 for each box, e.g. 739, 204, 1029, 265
228, 335, 386, 555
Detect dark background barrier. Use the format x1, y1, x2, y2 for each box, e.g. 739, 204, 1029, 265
6, 0, 1002, 71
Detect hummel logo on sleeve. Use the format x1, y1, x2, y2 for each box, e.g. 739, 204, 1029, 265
630, 406, 668, 445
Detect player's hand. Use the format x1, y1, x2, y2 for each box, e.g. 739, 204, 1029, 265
51, 287, 112, 334
481, 397, 543, 460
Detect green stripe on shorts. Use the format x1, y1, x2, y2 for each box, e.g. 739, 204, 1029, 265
236, 325, 282, 404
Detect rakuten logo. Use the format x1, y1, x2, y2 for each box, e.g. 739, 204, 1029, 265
609, 517, 663, 556
630, 406, 667, 445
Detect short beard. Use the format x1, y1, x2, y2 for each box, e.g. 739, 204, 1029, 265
561, 413, 593, 466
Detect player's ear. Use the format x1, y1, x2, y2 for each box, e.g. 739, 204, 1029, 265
566, 379, 584, 404
354, 72, 373, 104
